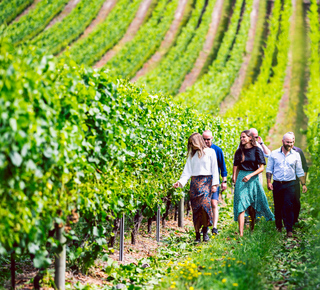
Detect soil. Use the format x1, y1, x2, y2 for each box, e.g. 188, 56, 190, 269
13, 0, 42, 23
93, 0, 154, 68
4, 191, 230, 289
266, 0, 296, 148
131, 0, 189, 82
178, 0, 224, 93
3, 215, 194, 289
45, 0, 81, 30
79, 0, 117, 40
219, 0, 261, 115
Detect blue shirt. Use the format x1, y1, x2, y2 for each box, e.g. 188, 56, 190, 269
210, 144, 228, 178
266, 147, 305, 182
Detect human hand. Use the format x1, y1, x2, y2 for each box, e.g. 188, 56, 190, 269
267, 182, 273, 191
221, 182, 227, 191
257, 136, 263, 144
212, 185, 217, 192
173, 182, 181, 188
242, 175, 252, 183
302, 185, 307, 193
232, 176, 236, 184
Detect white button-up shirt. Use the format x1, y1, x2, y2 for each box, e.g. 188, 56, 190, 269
266, 147, 305, 181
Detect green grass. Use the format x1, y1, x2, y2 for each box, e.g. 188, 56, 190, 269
159, 189, 320, 289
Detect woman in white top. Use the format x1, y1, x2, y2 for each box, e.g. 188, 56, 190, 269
173, 133, 219, 242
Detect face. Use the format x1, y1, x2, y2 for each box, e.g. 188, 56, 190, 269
240, 133, 251, 145
251, 130, 259, 142
202, 133, 213, 147
282, 136, 294, 151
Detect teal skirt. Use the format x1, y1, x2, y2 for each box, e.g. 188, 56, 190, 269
234, 170, 274, 222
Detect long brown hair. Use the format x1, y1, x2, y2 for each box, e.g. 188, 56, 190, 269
237, 130, 257, 163
187, 133, 207, 158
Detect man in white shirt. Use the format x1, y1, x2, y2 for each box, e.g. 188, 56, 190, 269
266, 133, 307, 237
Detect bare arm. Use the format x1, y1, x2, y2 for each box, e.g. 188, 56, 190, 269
298, 175, 307, 193
266, 172, 273, 190
261, 143, 271, 155
258, 136, 271, 155
242, 164, 264, 182
221, 176, 227, 191
232, 166, 239, 184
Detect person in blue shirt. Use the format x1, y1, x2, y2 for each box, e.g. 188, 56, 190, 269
202, 130, 228, 235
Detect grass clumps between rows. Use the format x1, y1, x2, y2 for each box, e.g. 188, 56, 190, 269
159, 192, 320, 289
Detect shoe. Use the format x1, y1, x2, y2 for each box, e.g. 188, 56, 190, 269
212, 227, 219, 235
202, 227, 209, 242
287, 231, 293, 238
195, 232, 201, 243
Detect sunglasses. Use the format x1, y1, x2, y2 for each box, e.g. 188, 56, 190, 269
254, 136, 259, 139
203, 138, 211, 141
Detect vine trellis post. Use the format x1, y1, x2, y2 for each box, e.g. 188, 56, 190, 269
119, 214, 125, 261
54, 225, 66, 290
11, 251, 15, 290
156, 206, 161, 242
178, 197, 184, 227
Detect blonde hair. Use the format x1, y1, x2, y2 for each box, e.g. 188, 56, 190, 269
187, 133, 207, 158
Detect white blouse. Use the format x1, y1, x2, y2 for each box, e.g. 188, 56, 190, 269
178, 147, 220, 187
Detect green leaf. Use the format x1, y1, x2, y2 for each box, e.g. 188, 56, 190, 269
33, 251, 51, 268
28, 243, 40, 254
9, 151, 22, 167
9, 118, 17, 131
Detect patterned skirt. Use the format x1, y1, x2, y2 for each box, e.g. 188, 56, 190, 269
234, 170, 274, 222
190, 175, 213, 228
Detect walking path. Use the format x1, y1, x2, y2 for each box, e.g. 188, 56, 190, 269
131, 0, 189, 82
93, 0, 153, 68
178, 0, 224, 93
219, 0, 261, 115
13, 0, 42, 22
267, 0, 296, 148
79, 0, 117, 40
45, 0, 80, 30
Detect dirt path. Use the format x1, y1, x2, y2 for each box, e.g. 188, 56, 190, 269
284, 0, 308, 150
93, 0, 153, 68
78, 0, 117, 40
219, 0, 260, 115
13, 0, 42, 22
267, 0, 296, 149
131, 0, 189, 82
45, 0, 80, 30
178, 0, 224, 93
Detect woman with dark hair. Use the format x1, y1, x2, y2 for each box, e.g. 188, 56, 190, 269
232, 130, 274, 236
173, 133, 219, 242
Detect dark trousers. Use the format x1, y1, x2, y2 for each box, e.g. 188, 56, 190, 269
273, 181, 296, 232
293, 183, 301, 223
